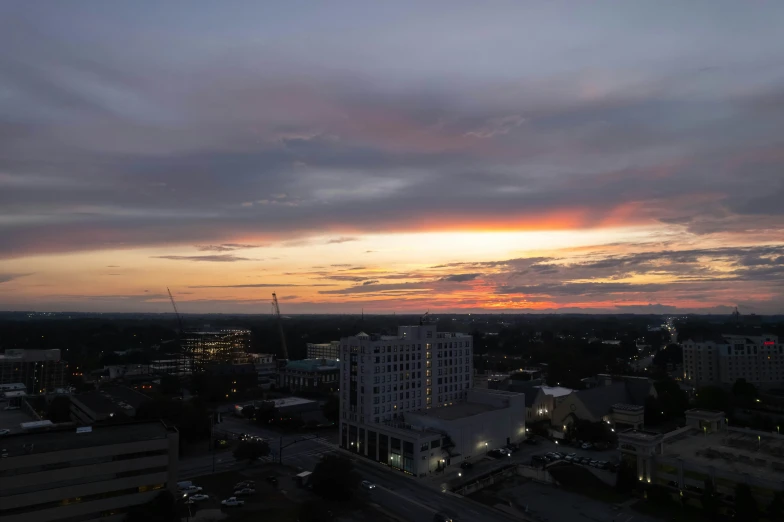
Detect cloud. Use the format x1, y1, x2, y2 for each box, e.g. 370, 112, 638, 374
362, 279, 379, 285
0, 273, 32, 284
319, 282, 433, 295
153, 255, 255, 262
188, 283, 336, 288
196, 243, 261, 252
439, 273, 481, 282
326, 236, 358, 244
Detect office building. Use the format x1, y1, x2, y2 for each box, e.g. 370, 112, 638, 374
0, 349, 66, 395
338, 326, 526, 476
70, 386, 150, 425
682, 334, 782, 388
182, 328, 251, 372
279, 358, 339, 393
0, 421, 178, 522
307, 341, 340, 360
619, 410, 784, 507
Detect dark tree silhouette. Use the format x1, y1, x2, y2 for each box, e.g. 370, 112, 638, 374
311, 454, 360, 500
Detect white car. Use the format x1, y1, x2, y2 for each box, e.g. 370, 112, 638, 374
187, 494, 209, 501
361, 480, 376, 490
0, 429, 10, 436
221, 497, 245, 507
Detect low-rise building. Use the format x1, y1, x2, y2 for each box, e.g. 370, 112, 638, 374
306, 341, 340, 360
0, 421, 179, 522
70, 386, 150, 425
552, 375, 655, 430
343, 389, 526, 477
0, 349, 66, 395
619, 409, 784, 506
279, 358, 339, 393
527, 385, 573, 422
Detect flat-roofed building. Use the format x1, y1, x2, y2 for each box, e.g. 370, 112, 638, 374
279, 358, 339, 393
618, 409, 784, 508
307, 341, 340, 360
0, 349, 66, 395
682, 334, 782, 388
0, 421, 178, 522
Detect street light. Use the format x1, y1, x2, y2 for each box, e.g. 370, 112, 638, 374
458, 472, 462, 477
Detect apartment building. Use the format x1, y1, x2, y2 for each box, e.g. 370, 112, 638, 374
0, 421, 178, 522
682, 334, 782, 388
0, 349, 66, 395
279, 358, 339, 393
336, 325, 527, 477
182, 328, 251, 372
306, 341, 340, 360
340, 325, 473, 427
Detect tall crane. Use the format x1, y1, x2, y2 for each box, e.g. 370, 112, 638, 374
419, 310, 430, 326
167, 287, 184, 333
272, 292, 288, 360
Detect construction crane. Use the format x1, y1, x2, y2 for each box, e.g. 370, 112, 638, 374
167, 287, 184, 333
272, 292, 288, 361
419, 310, 430, 326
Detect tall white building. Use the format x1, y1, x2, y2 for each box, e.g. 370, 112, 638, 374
682, 334, 782, 387
336, 325, 526, 478
339, 325, 473, 426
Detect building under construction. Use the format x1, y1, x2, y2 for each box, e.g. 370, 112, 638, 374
182, 328, 252, 373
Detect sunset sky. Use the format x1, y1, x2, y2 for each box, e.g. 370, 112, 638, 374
1, 1, 784, 314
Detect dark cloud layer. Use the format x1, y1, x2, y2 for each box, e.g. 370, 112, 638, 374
1, 3, 784, 261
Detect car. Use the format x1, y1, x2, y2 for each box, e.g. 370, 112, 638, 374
581, 443, 593, 450
564, 454, 575, 462
608, 463, 619, 472
433, 513, 454, 522
187, 494, 209, 501
523, 437, 538, 445
589, 460, 599, 467
181, 486, 202, 493
488, 449, 505, 459
234, 481, 254, 489
460, 461, 473, 469
0, 429, 10, 436
266, 475, 278, 486
361, 480, 376, 490
221, 497, 245, 507
234, 488, 255, 496
598, 461, 609, 470
667, 480, 680, 489
577, 457, 589, 465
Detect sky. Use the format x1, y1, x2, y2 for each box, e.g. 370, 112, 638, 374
1, 1, 784, 315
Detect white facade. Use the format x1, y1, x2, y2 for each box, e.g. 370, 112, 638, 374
339, 325, 473, 426
683, 334, 782, 387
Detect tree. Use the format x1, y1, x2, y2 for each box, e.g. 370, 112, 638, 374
241, 405, 256, 419
47, 395, 72, 423
695, 386, 731, 413
159, 374, 181, 395
701, 479, 719, 515
735, 483, 759, 522
233, 440, 270, 463
311, 454, 360, 500
732, 378, 758, 406
322, 395, 339, 424
768, 491, 784, 522
653, 377, 689, 420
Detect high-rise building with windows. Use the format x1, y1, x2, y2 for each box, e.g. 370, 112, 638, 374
0, 349, 66, 395
339, 325, 473, 426
682, 334, 782, 387
306, 341, 340, 360
181, 328, 251, 372
338, 325, 527, 477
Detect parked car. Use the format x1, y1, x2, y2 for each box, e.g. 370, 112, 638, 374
0, 429, 10, 436
221, 497, 245, 507
233, 488, 255, 496
488, 449, 505, 459
181, 486, 202, 493
523, 437, 538, 445
564, 453, 576, 462
187, 494, 209, 501
460, 461, 473, 469
598, 461, 609, 470
361, 480, 376, 490
581, 443, 593, 450
433, 512, 454, 522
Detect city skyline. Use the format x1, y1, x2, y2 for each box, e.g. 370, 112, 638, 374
1, 1, 784, 314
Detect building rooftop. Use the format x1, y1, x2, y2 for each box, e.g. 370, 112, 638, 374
536, 386, 573, 398
409, 401, 500, 421
0, 420, 173, 458
685, 408, 725, 421
0, 407, 35, 432
663, 428, 784, 484
270, 397, 317, 409
612, 403, 645, 412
